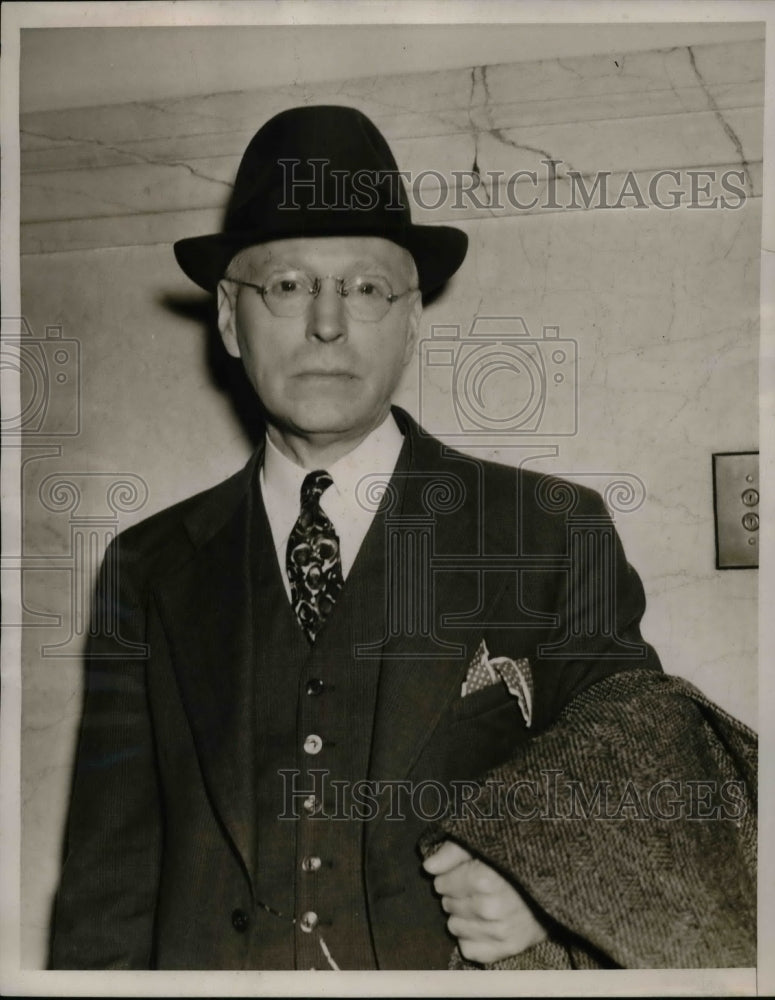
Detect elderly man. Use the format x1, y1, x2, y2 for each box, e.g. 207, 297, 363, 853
51, 106, 755, 971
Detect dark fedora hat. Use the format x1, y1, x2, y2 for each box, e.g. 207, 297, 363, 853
173, 105, 468, 295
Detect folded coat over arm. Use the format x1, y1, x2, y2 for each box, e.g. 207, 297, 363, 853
420, 669, 757, 969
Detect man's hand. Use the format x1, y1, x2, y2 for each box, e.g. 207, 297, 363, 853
422, 840, 547, 965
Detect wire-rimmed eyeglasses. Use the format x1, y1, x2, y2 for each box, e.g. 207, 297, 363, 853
223, 270, 417, 322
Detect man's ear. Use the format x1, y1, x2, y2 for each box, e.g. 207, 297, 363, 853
217, 279, 241, 358
402, 291, 423, 367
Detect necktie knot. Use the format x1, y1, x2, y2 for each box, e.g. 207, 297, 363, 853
301, 469, 333, 507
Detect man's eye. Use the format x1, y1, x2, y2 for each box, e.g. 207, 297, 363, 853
352, 278, 388, 298
266, 276, 306, 297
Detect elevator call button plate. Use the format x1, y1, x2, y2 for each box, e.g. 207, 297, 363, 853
713, 452, 759, 569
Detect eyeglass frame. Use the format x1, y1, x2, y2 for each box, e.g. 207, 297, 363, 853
221, 272, 418, 322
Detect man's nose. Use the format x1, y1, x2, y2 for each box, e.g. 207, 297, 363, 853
306, 278, 347, 342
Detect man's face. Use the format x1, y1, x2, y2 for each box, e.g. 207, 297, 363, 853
217, 236, 421, 448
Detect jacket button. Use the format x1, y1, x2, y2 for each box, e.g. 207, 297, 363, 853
302, 855, 322, 872
303, 734, 323, 755
306, 678, 324, 695
231, 908, 249, 932
299, 911, 319, 933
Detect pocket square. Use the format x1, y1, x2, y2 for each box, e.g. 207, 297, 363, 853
461, 639, 533, 727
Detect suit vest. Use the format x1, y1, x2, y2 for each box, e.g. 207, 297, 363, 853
249, 465, 395, 969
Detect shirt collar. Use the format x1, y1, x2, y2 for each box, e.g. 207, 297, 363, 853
260, 411, 404, 525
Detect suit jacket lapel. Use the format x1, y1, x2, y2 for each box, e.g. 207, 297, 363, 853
152, 448, 262, 894
368, 411, 512, 787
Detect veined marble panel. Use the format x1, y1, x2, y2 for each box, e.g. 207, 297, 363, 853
21, 39, 763, 164
20, 160, 764, 257
20, 39, 763, 255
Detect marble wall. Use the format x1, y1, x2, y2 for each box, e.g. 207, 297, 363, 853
17, 39, 762, 968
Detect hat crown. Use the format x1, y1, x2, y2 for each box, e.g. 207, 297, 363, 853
225, 105, 410, 232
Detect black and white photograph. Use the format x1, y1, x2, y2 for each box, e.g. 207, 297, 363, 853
1, 2, 772, 995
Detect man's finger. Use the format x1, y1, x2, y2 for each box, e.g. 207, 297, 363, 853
432, 859, 477, 899
432, 855, 504, 899
421, 840, 472, 876
446, 914, 492, 943
440, 893, 475, 917
442, 891, 518, 921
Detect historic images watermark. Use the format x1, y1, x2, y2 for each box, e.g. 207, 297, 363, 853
1, 316, 149, 654
344, 314, 649, 662
278, 768, 748, 823
418, 316, 578, 441
1, 317, 81, 438
276, 159, 749, 213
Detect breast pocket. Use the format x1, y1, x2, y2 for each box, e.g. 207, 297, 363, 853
437, 688, 529, 783
451, 679, 513, 721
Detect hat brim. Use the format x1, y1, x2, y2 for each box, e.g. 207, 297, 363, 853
173, 223, 468, 297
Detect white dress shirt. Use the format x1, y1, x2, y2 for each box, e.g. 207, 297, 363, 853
260, 413, 405, 600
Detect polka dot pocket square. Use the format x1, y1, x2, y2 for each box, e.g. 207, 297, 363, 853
460, 639, 533, 727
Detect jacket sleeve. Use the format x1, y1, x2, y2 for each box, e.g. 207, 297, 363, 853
521, 478, 663, 732
50, 535, 162, 969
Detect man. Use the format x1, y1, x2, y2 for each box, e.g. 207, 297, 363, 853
51, 106, 755, 971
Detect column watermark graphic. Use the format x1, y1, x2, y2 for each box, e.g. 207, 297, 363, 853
35, 474, 149, 657
2, 317, 150, 656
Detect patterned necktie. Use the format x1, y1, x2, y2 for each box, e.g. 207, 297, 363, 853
286, 470, 344, 642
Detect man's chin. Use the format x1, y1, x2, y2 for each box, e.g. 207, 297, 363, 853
282, 406, 375, 442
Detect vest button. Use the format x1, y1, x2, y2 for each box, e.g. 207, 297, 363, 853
299, 911, 319, 933
231, 908, 249, 932
302, 855, 322, 872
306, 678, 324, 696
303, 734, 323, 755
302, 794, 320, 814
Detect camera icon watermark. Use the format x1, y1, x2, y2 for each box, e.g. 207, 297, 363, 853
1, 317, 80, 437
418, 316, 578, 445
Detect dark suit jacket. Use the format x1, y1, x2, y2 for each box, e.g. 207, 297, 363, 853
51, 407, 660, 969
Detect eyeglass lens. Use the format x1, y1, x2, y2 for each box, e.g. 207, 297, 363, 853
261, 271, 398, 321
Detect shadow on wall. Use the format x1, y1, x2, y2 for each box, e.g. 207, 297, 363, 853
158, 291, 267, 448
